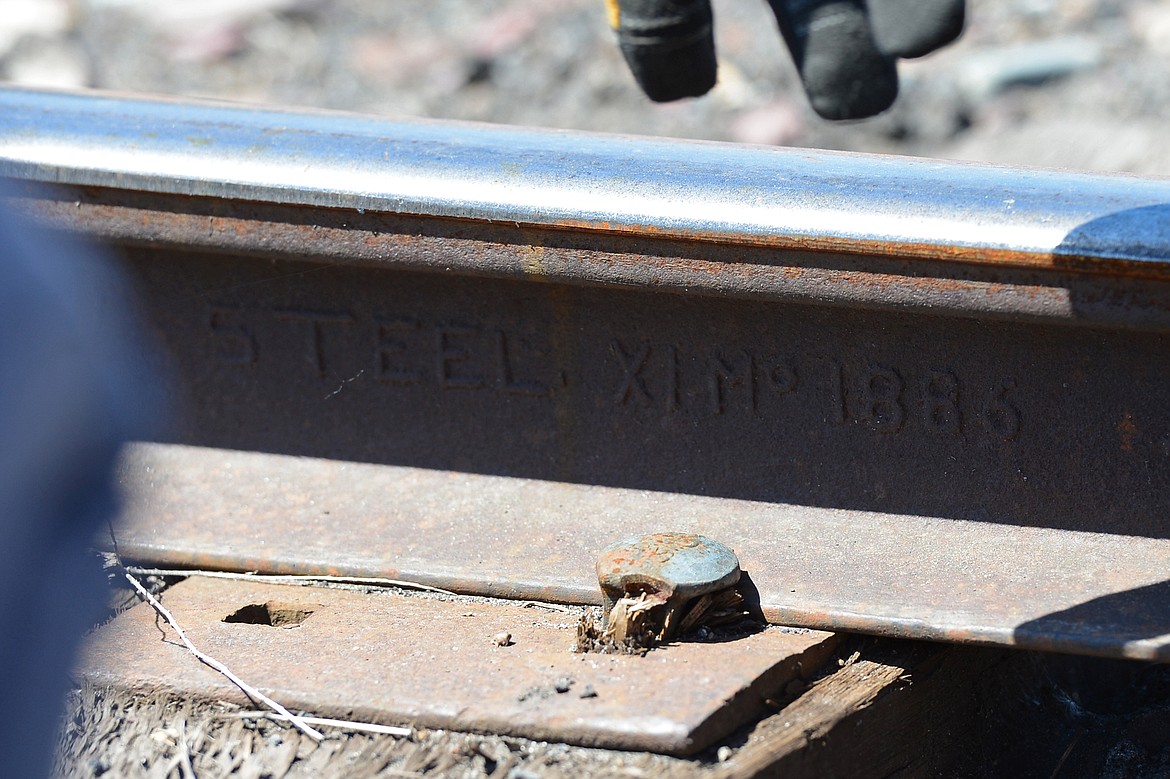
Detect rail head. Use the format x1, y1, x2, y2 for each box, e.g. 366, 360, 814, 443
2, 86, 1170, 271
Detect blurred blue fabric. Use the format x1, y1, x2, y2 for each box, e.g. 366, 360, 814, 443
0, 181, 157, 776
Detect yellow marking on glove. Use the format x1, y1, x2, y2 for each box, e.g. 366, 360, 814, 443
606, 0, 621, 29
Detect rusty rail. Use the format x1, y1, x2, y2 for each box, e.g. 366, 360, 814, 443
5, 86, 1170, 659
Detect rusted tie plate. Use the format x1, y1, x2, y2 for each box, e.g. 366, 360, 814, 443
78, 577, 838, 755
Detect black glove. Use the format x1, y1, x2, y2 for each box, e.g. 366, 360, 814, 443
608, 0, 964, 120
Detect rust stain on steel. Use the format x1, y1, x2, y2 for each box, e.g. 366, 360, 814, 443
597, 533, 740, 610
10, 174, 1170, 288
78, 577, 838, 755
16, 189, 1170, 333
548, 216, 1170, 279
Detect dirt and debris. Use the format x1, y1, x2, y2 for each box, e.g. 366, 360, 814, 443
53, 684, 709, 779
574, 602, 658, 656
576, 585, 757, 655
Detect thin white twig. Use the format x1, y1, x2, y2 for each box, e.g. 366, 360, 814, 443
520, 600, 575, 614
231, 711, 412, 737
324, 368, 365, 400
125, 567, 456, 596
122, 570, 324, 741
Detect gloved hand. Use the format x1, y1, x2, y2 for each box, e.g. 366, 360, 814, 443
608, 0, 964, 120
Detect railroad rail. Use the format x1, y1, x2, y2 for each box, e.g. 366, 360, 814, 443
4, 86, 1170, 664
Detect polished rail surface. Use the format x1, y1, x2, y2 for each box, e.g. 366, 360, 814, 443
2, 86, 1170, 270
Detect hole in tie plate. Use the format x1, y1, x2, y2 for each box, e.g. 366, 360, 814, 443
223, 602, 316, 628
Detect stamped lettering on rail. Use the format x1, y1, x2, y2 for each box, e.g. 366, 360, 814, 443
208, 306, 257, 365
609, 339, 1021, 442
211, 304, 554, 400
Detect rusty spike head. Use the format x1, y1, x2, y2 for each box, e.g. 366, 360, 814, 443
596, 533, 740, 638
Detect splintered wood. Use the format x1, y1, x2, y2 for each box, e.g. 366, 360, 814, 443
576, 587, 753, 654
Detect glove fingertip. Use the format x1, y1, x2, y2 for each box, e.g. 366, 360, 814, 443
767, 0, 901, 120
806, 68, 898, 120
621, 40, 717, 101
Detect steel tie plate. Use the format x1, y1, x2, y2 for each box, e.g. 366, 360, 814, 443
77, 576, 839, 755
